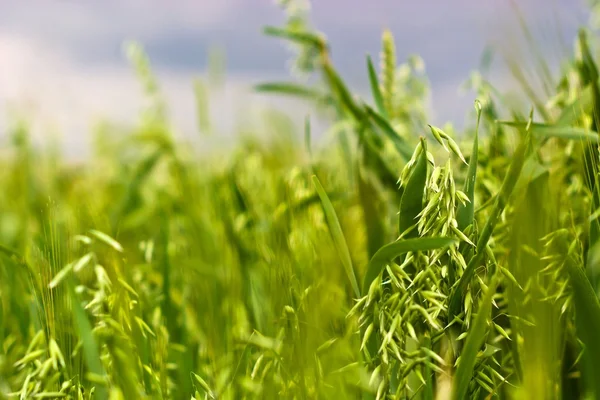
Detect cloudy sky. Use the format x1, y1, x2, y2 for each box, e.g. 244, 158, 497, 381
0, 0, 591, 157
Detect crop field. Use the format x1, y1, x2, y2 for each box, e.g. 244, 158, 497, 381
3, 2, 600, 399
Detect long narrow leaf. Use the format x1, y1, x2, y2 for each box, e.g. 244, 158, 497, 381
399, 138, 428, 237
358, 165, 387, 260
322, 61, 365, 120
263, 26, 324, 49
254, 82, 331, 104
366, 106, 414, 161
312, 175, 361, 297
367, 55, 386, 117
457, 102, 481, 231
449, 131, 530, 319
67, 279, 108, 400
497, 121, 599, 143
451, 275, 499, 400
566, 254, 600, 396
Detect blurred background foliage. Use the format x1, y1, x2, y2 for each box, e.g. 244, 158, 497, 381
3, 1, 600, 399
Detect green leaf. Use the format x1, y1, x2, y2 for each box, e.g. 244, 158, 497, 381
566, 255, 600, 396
457, 102, 481, 231
67, 279, 108, 400
399, 138, 428, 237
312, 175, 361, 297
112, 149, 163, 225
513, 155, 549, 195
358, 165, 387, 259
579, 29, 599, 83
451, 275, 499, 400
422, 334, 435, 400
497, 121, 599, 143
449, 130, 530, 320
362, 237, 457, 293
366, 55, 386, 117
263, 26, 324, 49
273, 192, 346, 222
254, 82, 330, 104
365, 106, 414, 161
322, 61, 365, 120
359, 126, 403, 193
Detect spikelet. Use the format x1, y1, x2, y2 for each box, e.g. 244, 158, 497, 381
379, 29, 397, 119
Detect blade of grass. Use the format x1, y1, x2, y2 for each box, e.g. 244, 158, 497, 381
112, 149, 163, 228
566, 254, 600, 396
67, 278, 108, 400
423, 334, 434, 400
451, 274, 499, 400
359, 126, 403, 193
358, 164, 387, 260
366, 55, 386, 117
321, 59, 365, 121
448, 129, 530, 320
263, 26, 325, 49
274, 192, 347, 222
254, 82, 331, 104
578, 30, 600, 261
312, 175, 361, 298
365, 106, 414, 161
497, 121, 599, 143
399, 138, 428, 238
457, 101, 482, 231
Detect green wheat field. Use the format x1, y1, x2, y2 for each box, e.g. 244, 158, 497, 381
4, 2, 600, 399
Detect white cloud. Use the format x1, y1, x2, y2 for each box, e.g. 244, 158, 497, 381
0, 33, 282, 160
0, 1, 242, 43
